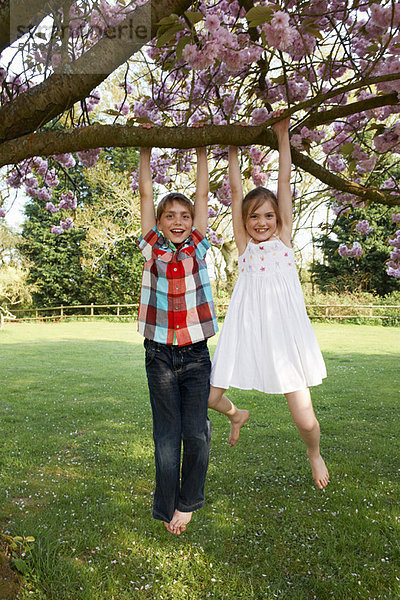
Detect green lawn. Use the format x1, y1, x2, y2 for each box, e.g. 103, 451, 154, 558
1, 321, 399, 600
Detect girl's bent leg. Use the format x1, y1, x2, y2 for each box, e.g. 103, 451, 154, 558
285, 388, 329, 489
208, 386, 249, 446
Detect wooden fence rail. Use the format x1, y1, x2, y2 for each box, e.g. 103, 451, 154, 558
8, 302, 400, 322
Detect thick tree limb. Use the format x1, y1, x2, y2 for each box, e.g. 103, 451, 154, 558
298, 92, 399, 130
1, 123, 398, 207
0, 0, 194, 143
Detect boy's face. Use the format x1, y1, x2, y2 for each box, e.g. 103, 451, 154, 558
157, 200, 193, 245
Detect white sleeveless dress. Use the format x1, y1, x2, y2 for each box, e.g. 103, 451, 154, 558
210, 236, 327, 394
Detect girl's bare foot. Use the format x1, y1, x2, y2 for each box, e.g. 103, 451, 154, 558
169, 509, 192, 535
228, 409, 250, 446
307, 451, 329, 489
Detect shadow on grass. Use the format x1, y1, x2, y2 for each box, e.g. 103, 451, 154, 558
1, 337, 399, 599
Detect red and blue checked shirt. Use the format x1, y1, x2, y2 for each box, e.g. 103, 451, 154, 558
137, 226, 218, 346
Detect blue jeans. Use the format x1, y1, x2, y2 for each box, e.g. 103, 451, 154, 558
144, 338, 212, 523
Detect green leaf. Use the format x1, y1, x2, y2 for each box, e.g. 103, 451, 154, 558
303, 25, 324, 40
270, 74, 285, 85
156, 24, 185, 47
209, 181, 222, 192
156, 14, 180, 27
340, 143, 355, 156
12, 558, 28, 574
246, 5, 274, 27
135, 117, 155, 124
176, 35, 192, 61
184, 11, 203, 25
347, 158, 357, 175
24, 536, 35, 543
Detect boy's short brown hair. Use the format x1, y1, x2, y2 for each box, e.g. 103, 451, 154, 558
242, 186, 281, 229
156, 193, 195, 220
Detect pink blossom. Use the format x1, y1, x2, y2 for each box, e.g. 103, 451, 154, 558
183, 44, 213, 70
263, 23, 297, 53
37, 187, 53, 202
331, 204, 350, 216
355, 220, 373, 235
287, 31, 316, 59
130, 171, 139, 192
290, 134, 303, 149
370, 4, 391, 30
54, 153, 76, 169
6, 170, 22, 188
209, 230, 224, 245
327, 155, 347, 172
0, 208, 5, 218
59, 191, 77, 211
205, 14, 220, 34
45, 202, 60, 214
77, 148, 102, 168
86, 91, 101, 112
251, 166, 267, 186
45, 169, 60, 188
208, 207, 218, 218
374, 128, 400, 153
250, 107, 269, 125
216, 175, 231, 206
249, 146, 264, 165
271, 11, 290, 29
356, 155, 377, 174
392, 213, 400, 224
116, 100, 129, 116
387, 266, 400, 277
51, 226, 64, 235
33, 157, 49, 175
388, 231, 400, 249
338, 242, 363, 257
60, 218, 74, 231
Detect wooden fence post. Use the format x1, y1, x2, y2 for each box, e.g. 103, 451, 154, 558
60, 305, 64, 319
91, 303, 94, 317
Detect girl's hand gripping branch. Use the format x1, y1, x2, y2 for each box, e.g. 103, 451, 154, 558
272, 109, 293, 245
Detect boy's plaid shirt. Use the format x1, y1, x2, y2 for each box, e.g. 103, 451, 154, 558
137, 226, 218, 346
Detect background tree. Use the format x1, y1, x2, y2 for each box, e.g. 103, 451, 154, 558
19, 146, 142, 307
311, 204, 399, 295
0, 221, 33, 308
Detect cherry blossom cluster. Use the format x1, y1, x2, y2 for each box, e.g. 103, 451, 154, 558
208, 230, 224, 245
355, 220, 373, 235
50, 218, 74, 236
387, 213, 400, 277
0, 208, 5, 218
338, 242, 364, 258
5, 157, 79, 233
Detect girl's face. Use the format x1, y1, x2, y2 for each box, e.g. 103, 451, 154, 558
245, 199, 278, 242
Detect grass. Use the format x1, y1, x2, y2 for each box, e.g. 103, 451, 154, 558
0, 321, 399, 600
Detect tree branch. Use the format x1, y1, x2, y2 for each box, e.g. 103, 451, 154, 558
0, 0, 194, 143
298, 92, 399, 130
1, 123, 398, 207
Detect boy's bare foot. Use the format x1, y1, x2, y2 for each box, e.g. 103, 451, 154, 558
169, 509, 192, 535
228, 409, 250, 447
307, 451, 329, 489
